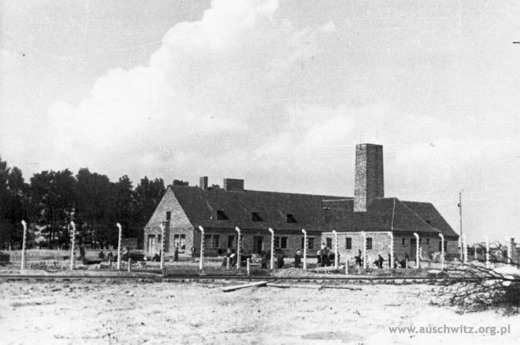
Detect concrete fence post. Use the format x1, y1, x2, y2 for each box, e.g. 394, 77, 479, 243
388, 232, 394, 269
247, 258, 250, 276
332, 230, 338, 269
485, 235, 490, 268
226, 257, 230, 270
21, 220, 27, 271
116, 223, 122, 270
198, 226, 205, 270
235, 227, 241, 269
506, 237, 514, 265
439, 233, 445, 270
414, 233, 420, 268
160, 222, 166, 270
302, 229, 307, 270
268, 228, 275, 270
362, 231, 367, 269
69, 221, 76, 270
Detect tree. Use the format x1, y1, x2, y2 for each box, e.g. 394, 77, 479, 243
172, 179, 189, 186
0, 158, 31, 249
75, 168, 113, 248
30, 169, 76, 248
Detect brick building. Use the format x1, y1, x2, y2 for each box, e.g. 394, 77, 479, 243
144, 144, 459, 265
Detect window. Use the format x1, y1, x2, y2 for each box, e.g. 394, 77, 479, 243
402, 238, 406, 246
301, 236, 315, 249
204, 234, 220, 248
166, 211, 171, 221
438, 240, 442, 252
346, 237, 352, 250
426, 239, 430, 246
326, 237, 332, 249
308, 237, 315, 249
212, 235, 220, 248
251, 212, 263, 222
227, 235, 235, 248
158, 234, 162, 244
217, 210, 228, 220
173, 234, 186, 250
366, 237, 373, 250
274, 236, 287, 249
286, 214, 297, 223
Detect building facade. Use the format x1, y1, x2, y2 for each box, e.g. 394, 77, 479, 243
144, 144, 459, 265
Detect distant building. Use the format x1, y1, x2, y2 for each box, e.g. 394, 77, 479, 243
144, 144, 459, 264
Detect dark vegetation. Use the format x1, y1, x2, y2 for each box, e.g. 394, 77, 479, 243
435, 246, 520, 315
0, 156, 187, 250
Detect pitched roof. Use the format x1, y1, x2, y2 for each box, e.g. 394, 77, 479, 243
168, 186, 457, 238
402, 201, 459, 239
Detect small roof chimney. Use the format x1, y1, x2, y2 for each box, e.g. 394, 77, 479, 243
199, 176, 208, 191
223, 178, 244, 192
354, 144, 384, 212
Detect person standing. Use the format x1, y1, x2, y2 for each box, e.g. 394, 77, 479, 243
294, 250, 302, 268
174, 246, 179, 262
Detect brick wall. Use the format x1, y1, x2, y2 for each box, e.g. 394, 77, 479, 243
143, 188, 193, 254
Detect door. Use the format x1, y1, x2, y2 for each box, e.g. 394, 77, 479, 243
148, 235, 156, 254
410, 238, 417, 260
253, 236, 263, 254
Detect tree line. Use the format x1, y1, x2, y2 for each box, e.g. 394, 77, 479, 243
0, 156, 189, 250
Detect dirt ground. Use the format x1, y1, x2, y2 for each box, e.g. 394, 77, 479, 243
1, 280, 519, 345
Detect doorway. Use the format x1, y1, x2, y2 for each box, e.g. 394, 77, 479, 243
148, 235, 156, 254
253, 236, 263, 254
410, 238, 417, 260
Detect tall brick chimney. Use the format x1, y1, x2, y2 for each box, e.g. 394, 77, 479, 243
354, 144, 384, 212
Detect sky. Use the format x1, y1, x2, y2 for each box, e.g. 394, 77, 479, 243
1, 0, 520, 244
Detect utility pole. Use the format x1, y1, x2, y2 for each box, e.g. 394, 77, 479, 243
458, 191, 463, 261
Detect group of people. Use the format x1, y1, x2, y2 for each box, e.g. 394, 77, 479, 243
353, 249, 411, 268
317, 244, 338, 267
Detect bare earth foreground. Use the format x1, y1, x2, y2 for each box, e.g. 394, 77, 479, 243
1, 281, 519, 345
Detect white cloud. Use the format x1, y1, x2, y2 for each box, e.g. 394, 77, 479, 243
39, 0, 333, 178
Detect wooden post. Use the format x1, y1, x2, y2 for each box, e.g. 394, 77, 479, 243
268, 228, 275, 270
462, 235, 468, 264
247, 258, 250, 276
332, 230, 338, 269
116, 223, 122, 270
235, 227, 241, 269
301, 229, 307, 270
485, 235, 490, 268
345, 259, 349, 275
362, 231, 367, 269
439, 233, 445, 270
69, 221, 76, 270
21, 220, 27, 271
128, 258, 132, 272
198, 226, 205, 270
226, 257, 230, 270
474, 244, 478, 260
414, 233, 420, 268
388, 232, 394, 269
